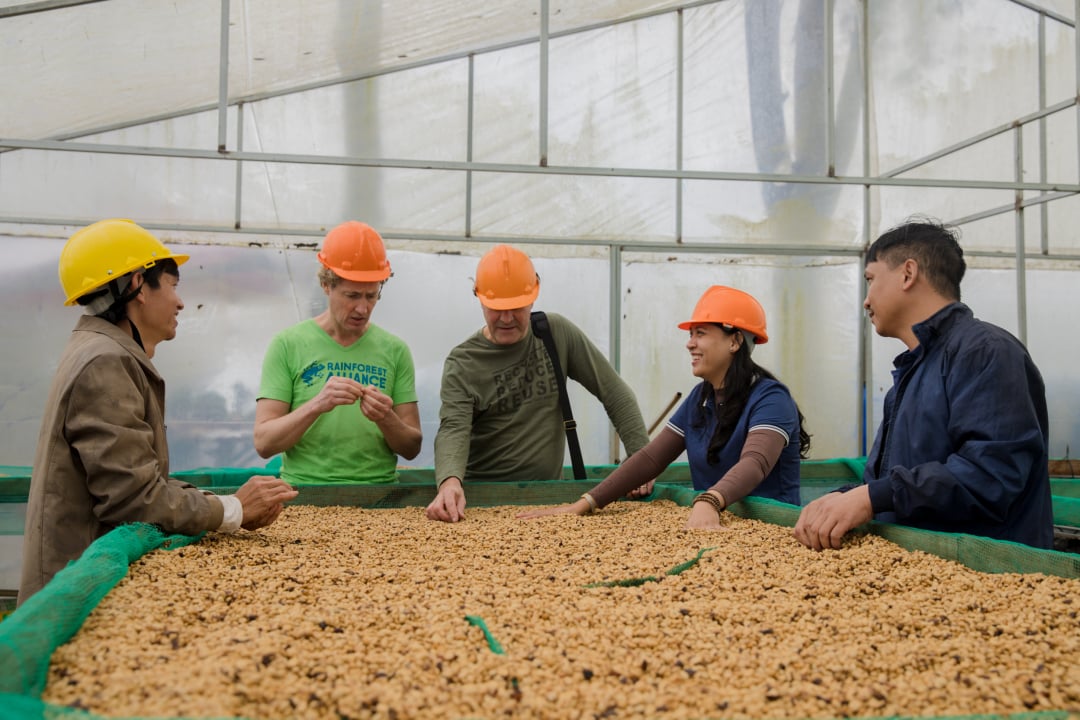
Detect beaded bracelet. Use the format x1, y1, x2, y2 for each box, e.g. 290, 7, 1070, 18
693, 491, 725, 518
580, 492, 598, 514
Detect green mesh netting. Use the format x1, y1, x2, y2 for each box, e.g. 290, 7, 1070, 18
1053, 496, 1080, 527
0, 523, 204, 720
651, 486, 1080, 579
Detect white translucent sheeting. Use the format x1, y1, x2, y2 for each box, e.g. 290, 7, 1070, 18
682, 180, 866, 247
547, 14, 678, 170
470, 174, 675, 240
1, 0, 691, 142
872, 0, 1042, 170
245, 62, 470, 162
0, 236, 71, 466
1, 0, 221, 139
621, 253, 863, 460
0, 108, 242, 228
682, 1, 866, 177
239, 163, 467, 235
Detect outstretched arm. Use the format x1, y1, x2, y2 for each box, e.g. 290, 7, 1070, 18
518, 428, 683, 519
686, 429, 787, 530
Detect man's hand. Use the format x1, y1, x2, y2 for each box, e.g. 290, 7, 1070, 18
426, 477, 467, 522
517, 498, 591, 520
625, 479, 655, 499
358, 385, 393, 423
792, 485, 873, 550
235, 475, 298, 530
313, 376, 365, 414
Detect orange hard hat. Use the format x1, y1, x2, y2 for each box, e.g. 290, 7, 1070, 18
317, 221, 392, 282
678, 286, 768, 344
473, 245, 540, 310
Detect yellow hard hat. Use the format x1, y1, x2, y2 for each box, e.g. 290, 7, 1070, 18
58, 219, 190, 306
473, 245, 540, 310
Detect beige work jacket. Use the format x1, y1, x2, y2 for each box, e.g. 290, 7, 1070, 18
19, 315, 224, 604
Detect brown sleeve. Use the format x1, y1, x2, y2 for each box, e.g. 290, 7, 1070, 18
710, 428, 787, 506
588, 427, 685, 508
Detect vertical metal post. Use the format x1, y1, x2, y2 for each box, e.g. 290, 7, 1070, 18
859, 0, 873, 456
676, 9, 684, 242
466, 54, 475, 238
1038, 14, 1048, 255
609, 244, 623, 462
539, 0, 549, 166
825, 0, 836, 176
233, 102, 244, 229
1076, 0, 1080, 186
1014, 127, 1029, 345
217, 0, 231, 153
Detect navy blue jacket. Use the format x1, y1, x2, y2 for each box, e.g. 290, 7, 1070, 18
864, 303, 1053, 549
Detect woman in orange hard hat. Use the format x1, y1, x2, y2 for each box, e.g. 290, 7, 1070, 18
254, 221, 421, 484
519, 285, 810, 529
20, 220, 298, 606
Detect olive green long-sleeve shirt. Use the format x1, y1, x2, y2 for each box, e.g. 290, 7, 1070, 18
434, 313, 648, 484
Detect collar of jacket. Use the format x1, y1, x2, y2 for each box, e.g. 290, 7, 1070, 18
910, 301, 972, 351
73, 313, 158, 371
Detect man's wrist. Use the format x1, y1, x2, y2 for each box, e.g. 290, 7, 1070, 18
217, 494, 243, 533
438, 476, 463, 491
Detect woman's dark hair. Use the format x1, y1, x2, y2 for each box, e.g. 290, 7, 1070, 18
693, 325, 811, 463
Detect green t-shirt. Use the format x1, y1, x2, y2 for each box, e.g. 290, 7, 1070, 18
434, 312, 648, 483
258, 320, 418, 484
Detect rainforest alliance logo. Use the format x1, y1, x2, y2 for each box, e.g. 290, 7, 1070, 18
300, 360, 389, 389
300, 362, 326, 387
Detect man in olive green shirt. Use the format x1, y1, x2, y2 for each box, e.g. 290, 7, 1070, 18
427, 245, 650, 522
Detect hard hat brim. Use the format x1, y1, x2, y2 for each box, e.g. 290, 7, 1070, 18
329, 266, 392, 283
477, 287, 540, 311
676, 319, 768, 344
63, 252, 190, 306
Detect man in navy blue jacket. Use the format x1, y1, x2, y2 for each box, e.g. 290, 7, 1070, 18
794, 218, 1053, 550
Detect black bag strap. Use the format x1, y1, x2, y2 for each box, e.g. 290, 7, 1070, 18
531, 311, 587, 480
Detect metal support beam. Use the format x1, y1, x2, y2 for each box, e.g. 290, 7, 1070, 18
539, 0, 549, 167
233, 103, 244, 229
466, 54, 475, 238
1015, 127, 1029, 345
216, 0, 231, 153
609, 244, 623, 463
859, 0, 873, 457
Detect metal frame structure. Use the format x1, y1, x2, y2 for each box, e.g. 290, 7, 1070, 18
2, 0, 1079, 458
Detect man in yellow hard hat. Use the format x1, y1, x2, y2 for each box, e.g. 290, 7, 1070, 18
427, 245, 651, 522
254, 221, 421, 484
19, 219, 298, 606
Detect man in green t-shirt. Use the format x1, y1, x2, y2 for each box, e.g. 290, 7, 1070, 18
427, 245, 650, 522
254, 222, 421, 484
